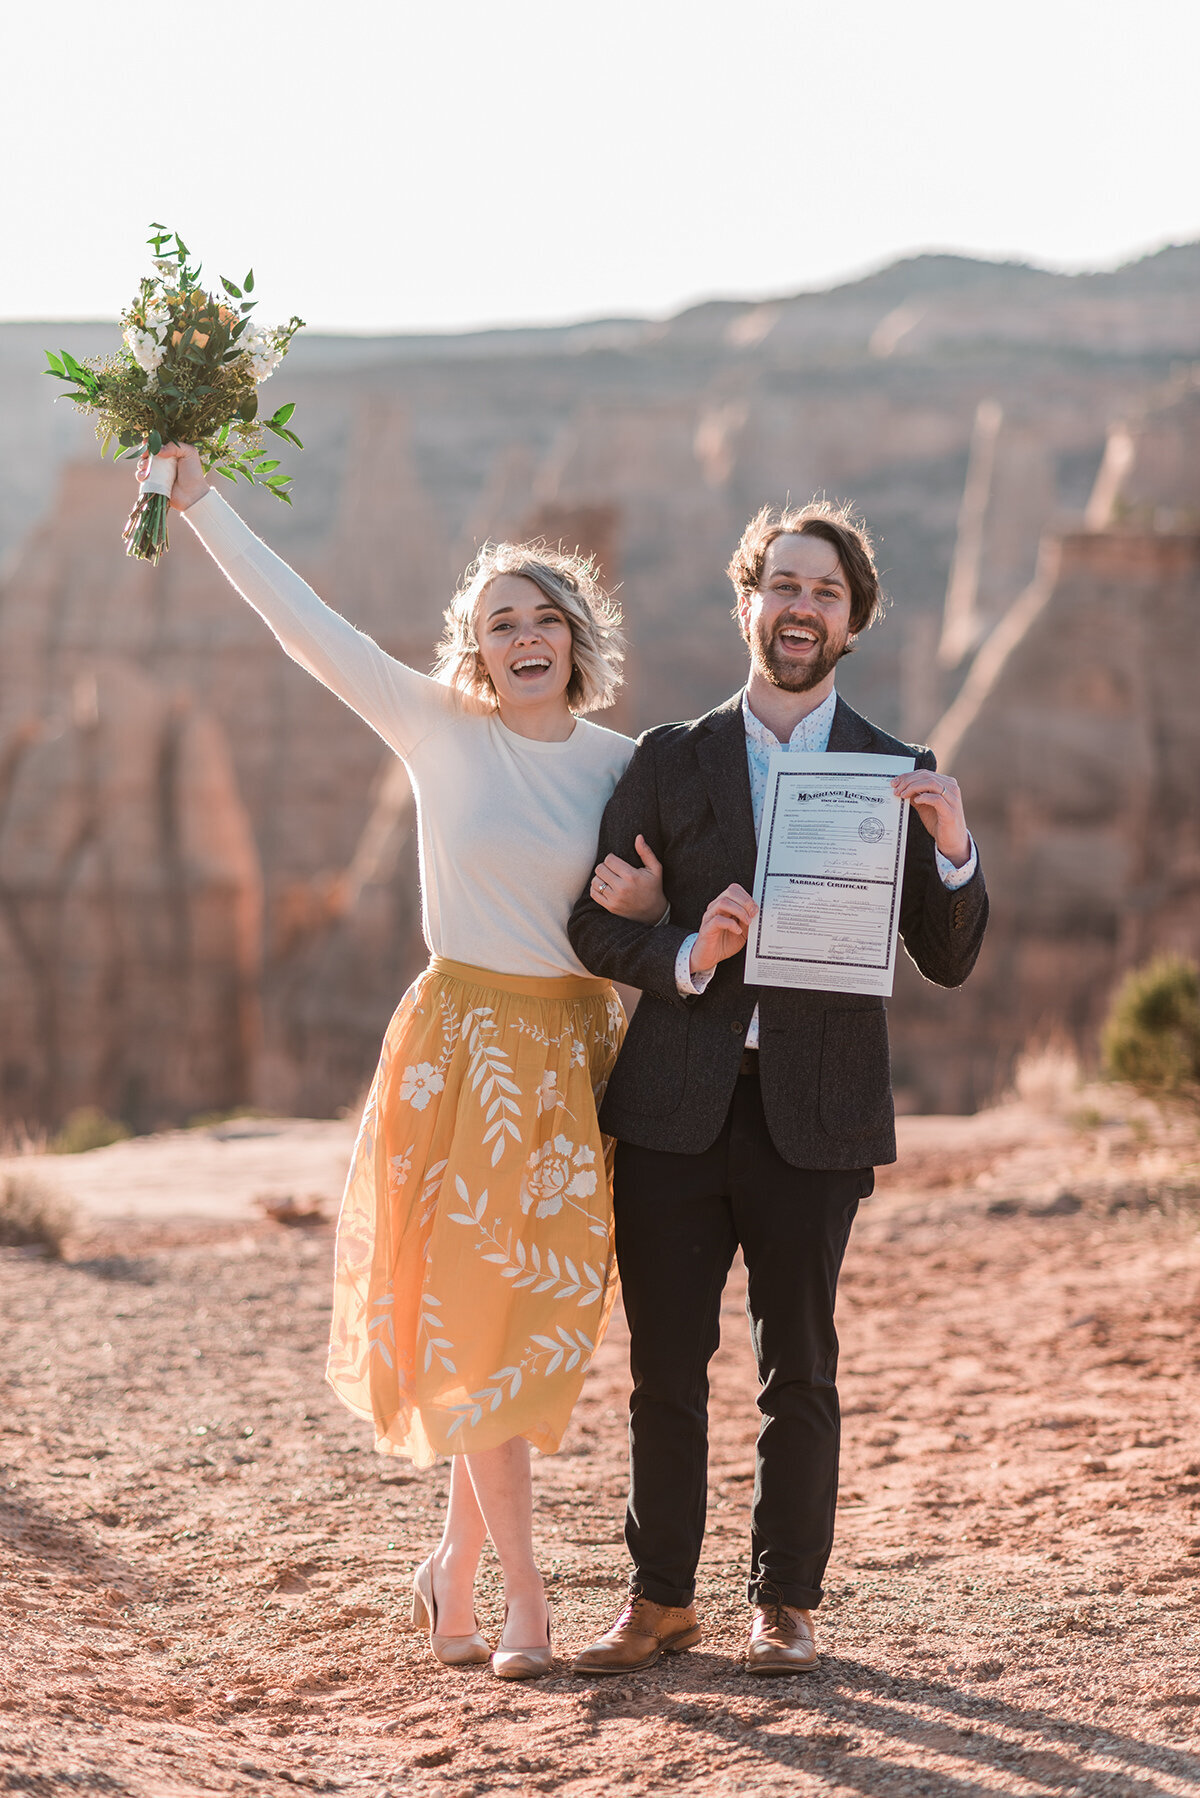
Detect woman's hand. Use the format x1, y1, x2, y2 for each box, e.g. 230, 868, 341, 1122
135, 441, 210, 512
591, 835, 666, 926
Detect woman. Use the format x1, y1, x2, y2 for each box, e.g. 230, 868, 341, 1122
139, 444, 662, 1678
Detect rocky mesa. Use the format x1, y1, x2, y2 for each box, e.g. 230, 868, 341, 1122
1, 245, 1198, 1126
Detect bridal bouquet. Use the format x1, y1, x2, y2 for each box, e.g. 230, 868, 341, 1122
45, 225, 305, 563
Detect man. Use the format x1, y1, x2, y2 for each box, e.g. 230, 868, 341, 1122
566, 502, 988, 1676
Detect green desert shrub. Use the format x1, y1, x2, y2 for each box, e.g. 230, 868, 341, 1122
0, 1171, 75, 1257
184, 1106, 268, 1130
48, 1106, 132, 1155
1102, 954, 1200, 1094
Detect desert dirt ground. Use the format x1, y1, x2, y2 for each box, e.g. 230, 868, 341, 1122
2, 1068, 1199, 1798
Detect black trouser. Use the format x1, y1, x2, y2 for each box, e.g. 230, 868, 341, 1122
613, 1063, 869, 1612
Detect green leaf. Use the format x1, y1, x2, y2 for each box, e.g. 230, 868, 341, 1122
44, 350, 66, 374
220, 276, 243, 298
256, 459, 281, 474
213, 466, 238, 484
148, 430, 163, 455
238, 393, 258, 424
269, 402, 296, 425
244, 268, 254, 293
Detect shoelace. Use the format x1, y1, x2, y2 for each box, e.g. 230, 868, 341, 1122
615, 1595, 646, 1631
758, 1588, 791, 1632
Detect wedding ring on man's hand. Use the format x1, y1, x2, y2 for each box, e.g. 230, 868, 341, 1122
596, 879, 608, 893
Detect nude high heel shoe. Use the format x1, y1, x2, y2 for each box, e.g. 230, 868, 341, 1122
491, 1601, 553, 1680
411, 1555, 490, 1667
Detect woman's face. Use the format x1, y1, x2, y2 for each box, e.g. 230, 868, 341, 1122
475, 574, 575, 714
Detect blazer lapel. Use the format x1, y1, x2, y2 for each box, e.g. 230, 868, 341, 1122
695, 692, 876, 888
826, 693, 876, 753
696, 692, 758, 888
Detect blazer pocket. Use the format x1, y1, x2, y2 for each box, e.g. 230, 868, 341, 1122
604, 999, 689, 1115
818, 1008, 892, 1139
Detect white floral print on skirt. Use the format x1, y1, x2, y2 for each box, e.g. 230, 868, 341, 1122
326, 957, 625, 1466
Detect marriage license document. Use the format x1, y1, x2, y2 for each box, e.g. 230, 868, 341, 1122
744, 750, 915, 997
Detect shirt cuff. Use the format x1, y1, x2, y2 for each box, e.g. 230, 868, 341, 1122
675, 933, 716, 996
935, 836, 977, 890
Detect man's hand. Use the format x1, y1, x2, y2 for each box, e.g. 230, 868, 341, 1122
690, 884, 757, 976
591, 835, 667, 926
891, 769, 971, 867
135, 441, 210, 512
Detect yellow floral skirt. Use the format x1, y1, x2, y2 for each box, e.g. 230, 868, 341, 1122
326, 956, 625, 1467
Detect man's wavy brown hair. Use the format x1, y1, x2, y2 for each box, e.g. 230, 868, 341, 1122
727, 501, 885, 641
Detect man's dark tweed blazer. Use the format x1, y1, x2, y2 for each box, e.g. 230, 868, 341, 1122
568, 691, 989, 1170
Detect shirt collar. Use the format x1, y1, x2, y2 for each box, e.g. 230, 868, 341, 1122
741, 686, 838, 753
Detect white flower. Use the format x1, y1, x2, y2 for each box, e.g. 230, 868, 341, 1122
398, 1063, 444, 1111
535, 1070, 559, 1116
389, 1149, 413, 1189
247, 344, 283, 383
153, 258, 178, 280
520, 1135, 598, 1219
235, 323, 285, 383
123, 326, 165, 373
144, 305, 170, 329
566, 1144, 597, 1197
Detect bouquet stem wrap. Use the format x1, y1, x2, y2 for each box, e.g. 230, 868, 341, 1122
122, 452, 177, 564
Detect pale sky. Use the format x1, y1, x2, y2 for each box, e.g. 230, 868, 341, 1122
4, 0, 1197, 334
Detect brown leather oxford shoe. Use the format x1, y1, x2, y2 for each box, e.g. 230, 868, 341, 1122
571, 1593, 702, 1675
745, 1597, 819, 1674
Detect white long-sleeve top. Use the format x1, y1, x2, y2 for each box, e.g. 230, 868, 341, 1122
186, 490, 634, 979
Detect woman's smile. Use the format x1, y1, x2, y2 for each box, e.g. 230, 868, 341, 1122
509, 652, 554, 680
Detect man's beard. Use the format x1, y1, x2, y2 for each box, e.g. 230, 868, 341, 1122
750, 616, 847, 693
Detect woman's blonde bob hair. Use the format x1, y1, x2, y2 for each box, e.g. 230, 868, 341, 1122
432, 540, 624, 715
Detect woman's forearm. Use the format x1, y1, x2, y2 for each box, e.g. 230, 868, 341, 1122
185, 489, 451, 759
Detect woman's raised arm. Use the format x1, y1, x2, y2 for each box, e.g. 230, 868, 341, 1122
139, 442, 455, 762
